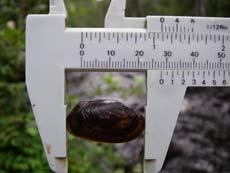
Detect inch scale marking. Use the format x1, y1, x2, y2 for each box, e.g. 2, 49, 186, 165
26, 0, 230, 173
79, 31, 230, 86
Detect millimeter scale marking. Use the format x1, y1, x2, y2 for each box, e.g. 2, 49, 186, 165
26, 0, 230, 173
78, 30, 230, 86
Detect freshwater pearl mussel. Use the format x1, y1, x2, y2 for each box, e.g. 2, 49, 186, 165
67, 99, 145, 143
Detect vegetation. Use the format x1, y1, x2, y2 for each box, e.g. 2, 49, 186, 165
0, 0, 229, 172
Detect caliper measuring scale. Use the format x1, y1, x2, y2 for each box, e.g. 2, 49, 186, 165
26, 0, 230, 172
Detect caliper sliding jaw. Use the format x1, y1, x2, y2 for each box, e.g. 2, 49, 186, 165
26, 0, 215, 172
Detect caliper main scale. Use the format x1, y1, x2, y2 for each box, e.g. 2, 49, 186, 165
79, 30, 230, 86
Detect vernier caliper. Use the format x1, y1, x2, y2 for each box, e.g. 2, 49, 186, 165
26, 0, 230, 172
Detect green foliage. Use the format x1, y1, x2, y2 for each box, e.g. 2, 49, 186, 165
207, 0, 230, 17
68, 137, 118, 173
0, 1, 50, 172
102, 73, 122, 92
66, 0, 109, 27
0, 112, 50, 173
0, 29, 24, 82
93, 73, 145, 99
0, 83, 29, 115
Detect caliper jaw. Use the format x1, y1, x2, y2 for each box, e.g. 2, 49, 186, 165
145, 71, 187, 172
105, 0, 145, 28
49, 0, 67, 15
26, 7, 67, 173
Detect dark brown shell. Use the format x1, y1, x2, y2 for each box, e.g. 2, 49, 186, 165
67, 99, 145, 143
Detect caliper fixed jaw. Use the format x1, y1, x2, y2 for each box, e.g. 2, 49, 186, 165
26, 8, 67, 173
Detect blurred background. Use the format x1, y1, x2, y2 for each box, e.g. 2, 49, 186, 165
0, 0, 230, 173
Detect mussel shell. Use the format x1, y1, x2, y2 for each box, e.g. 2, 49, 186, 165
67, 100, 145, 143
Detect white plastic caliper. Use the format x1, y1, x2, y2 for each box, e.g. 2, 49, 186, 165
26, 0, 230, 172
